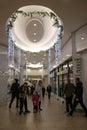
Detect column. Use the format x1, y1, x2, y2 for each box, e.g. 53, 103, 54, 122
72, 32, 76, 84
72, 32, 81, 84
0, 54, 8, 106
20, 67, 24, 85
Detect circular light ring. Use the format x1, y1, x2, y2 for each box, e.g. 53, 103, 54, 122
11, 5, 63, 52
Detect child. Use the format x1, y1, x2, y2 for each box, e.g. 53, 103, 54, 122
32, 91, 39, 113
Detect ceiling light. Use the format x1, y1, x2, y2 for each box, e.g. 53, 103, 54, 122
33, 39, 37, 42
63, 65, 67, 68
34, 23, 37, 27
69, 64, 73, 67
8, 64, 14, 68
42, 57, 45, 60
66, 54, 70, 57
81, 37, 84, 40
25, 57, 27, 60
24, 53, 26, 56
44, 54, 46, 56
28, 62, 43, 68
34, 33, 36, 35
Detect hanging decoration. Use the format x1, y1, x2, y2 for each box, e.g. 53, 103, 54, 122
6, 10, 62, 35
18, 48, 21, 72
55, 25, 62, 66
48, 49, 51, 71
25, 63, 28, 80
8, 29, 14, 67
42, 65, 44, 79
55, 43, 58, 65
6, 5, 63, 53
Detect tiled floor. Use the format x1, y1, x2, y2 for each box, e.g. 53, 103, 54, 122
0, 95, 87, 130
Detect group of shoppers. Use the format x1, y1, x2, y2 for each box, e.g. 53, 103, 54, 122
64, 78, 87, 116
9, 77, 87, 117
9, 79, 52, 115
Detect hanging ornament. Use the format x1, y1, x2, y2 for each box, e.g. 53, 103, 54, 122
8, 29, 14, 67
55, 26, 62, 65
55, 43, 58, 65
42, 65, 44, 79
48, 49, 51, 71
18, 48, 21, 72
25, 63, 28, 80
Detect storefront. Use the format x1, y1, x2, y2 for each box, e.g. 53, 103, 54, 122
50, 69, 56, 94
57, 59, 73, 97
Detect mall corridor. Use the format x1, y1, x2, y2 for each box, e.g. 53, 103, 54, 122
0, 95, 87, 130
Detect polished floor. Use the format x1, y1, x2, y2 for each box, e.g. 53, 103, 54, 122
0, 94, 87, 130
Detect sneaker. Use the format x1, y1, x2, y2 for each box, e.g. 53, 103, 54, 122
67, 113, 72, 116
33, 110, 37, 113
23, 112, 27, 115
19, 111, 22, 115
25, 110, 30, 113
39, 108, 42, 111
9, 105, 11, 109
85, 113, 87, 117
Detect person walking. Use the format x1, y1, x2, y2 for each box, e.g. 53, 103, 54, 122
35, 80, 43, 111
69, 78, 87, 116
9, 79, 20, 108
19, 82, 30, 115
42, 87, 45, 98
47, 84, 52, 100
64, 79, 74, 113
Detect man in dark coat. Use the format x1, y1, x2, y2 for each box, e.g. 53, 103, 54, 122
9, 79, 20, 108
64, 79, 74, 113
69, 78, 87, 116
47, 84, 52, 100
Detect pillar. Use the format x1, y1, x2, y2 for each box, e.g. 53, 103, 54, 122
72, 32, 77, 84
0, 54, 8, 106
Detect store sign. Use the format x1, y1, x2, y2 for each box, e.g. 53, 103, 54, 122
50, 72, 54, 77
63, 68, 68, 74
74, 57, 81, 77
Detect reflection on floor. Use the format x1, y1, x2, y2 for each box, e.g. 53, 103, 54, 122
0, 95, 87, 130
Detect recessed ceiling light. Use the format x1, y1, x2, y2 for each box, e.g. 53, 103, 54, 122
81, 37, 84, 40
34, 23, 37, 26
34, 53, 36, 57
66, 54, 70, 57
24, 53, 26, 56
44, 54, 46, 56
33, 40, 36, 42
42, 57, 45, 60
34, 33, 36, 35
25, 57, 27, 60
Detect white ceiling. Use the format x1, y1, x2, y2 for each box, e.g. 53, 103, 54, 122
0, 0, 87, 68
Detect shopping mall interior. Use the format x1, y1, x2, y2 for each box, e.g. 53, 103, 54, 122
0, 0, 87, 129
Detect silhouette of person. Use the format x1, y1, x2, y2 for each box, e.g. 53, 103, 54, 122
64, 79, 74, 113
19, 82, 30, 115
69, 78, 87, 116
9, 79, 19, 108
42, 87, 45, 98
36, 80, 43, 110
47, 84, 52, 100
